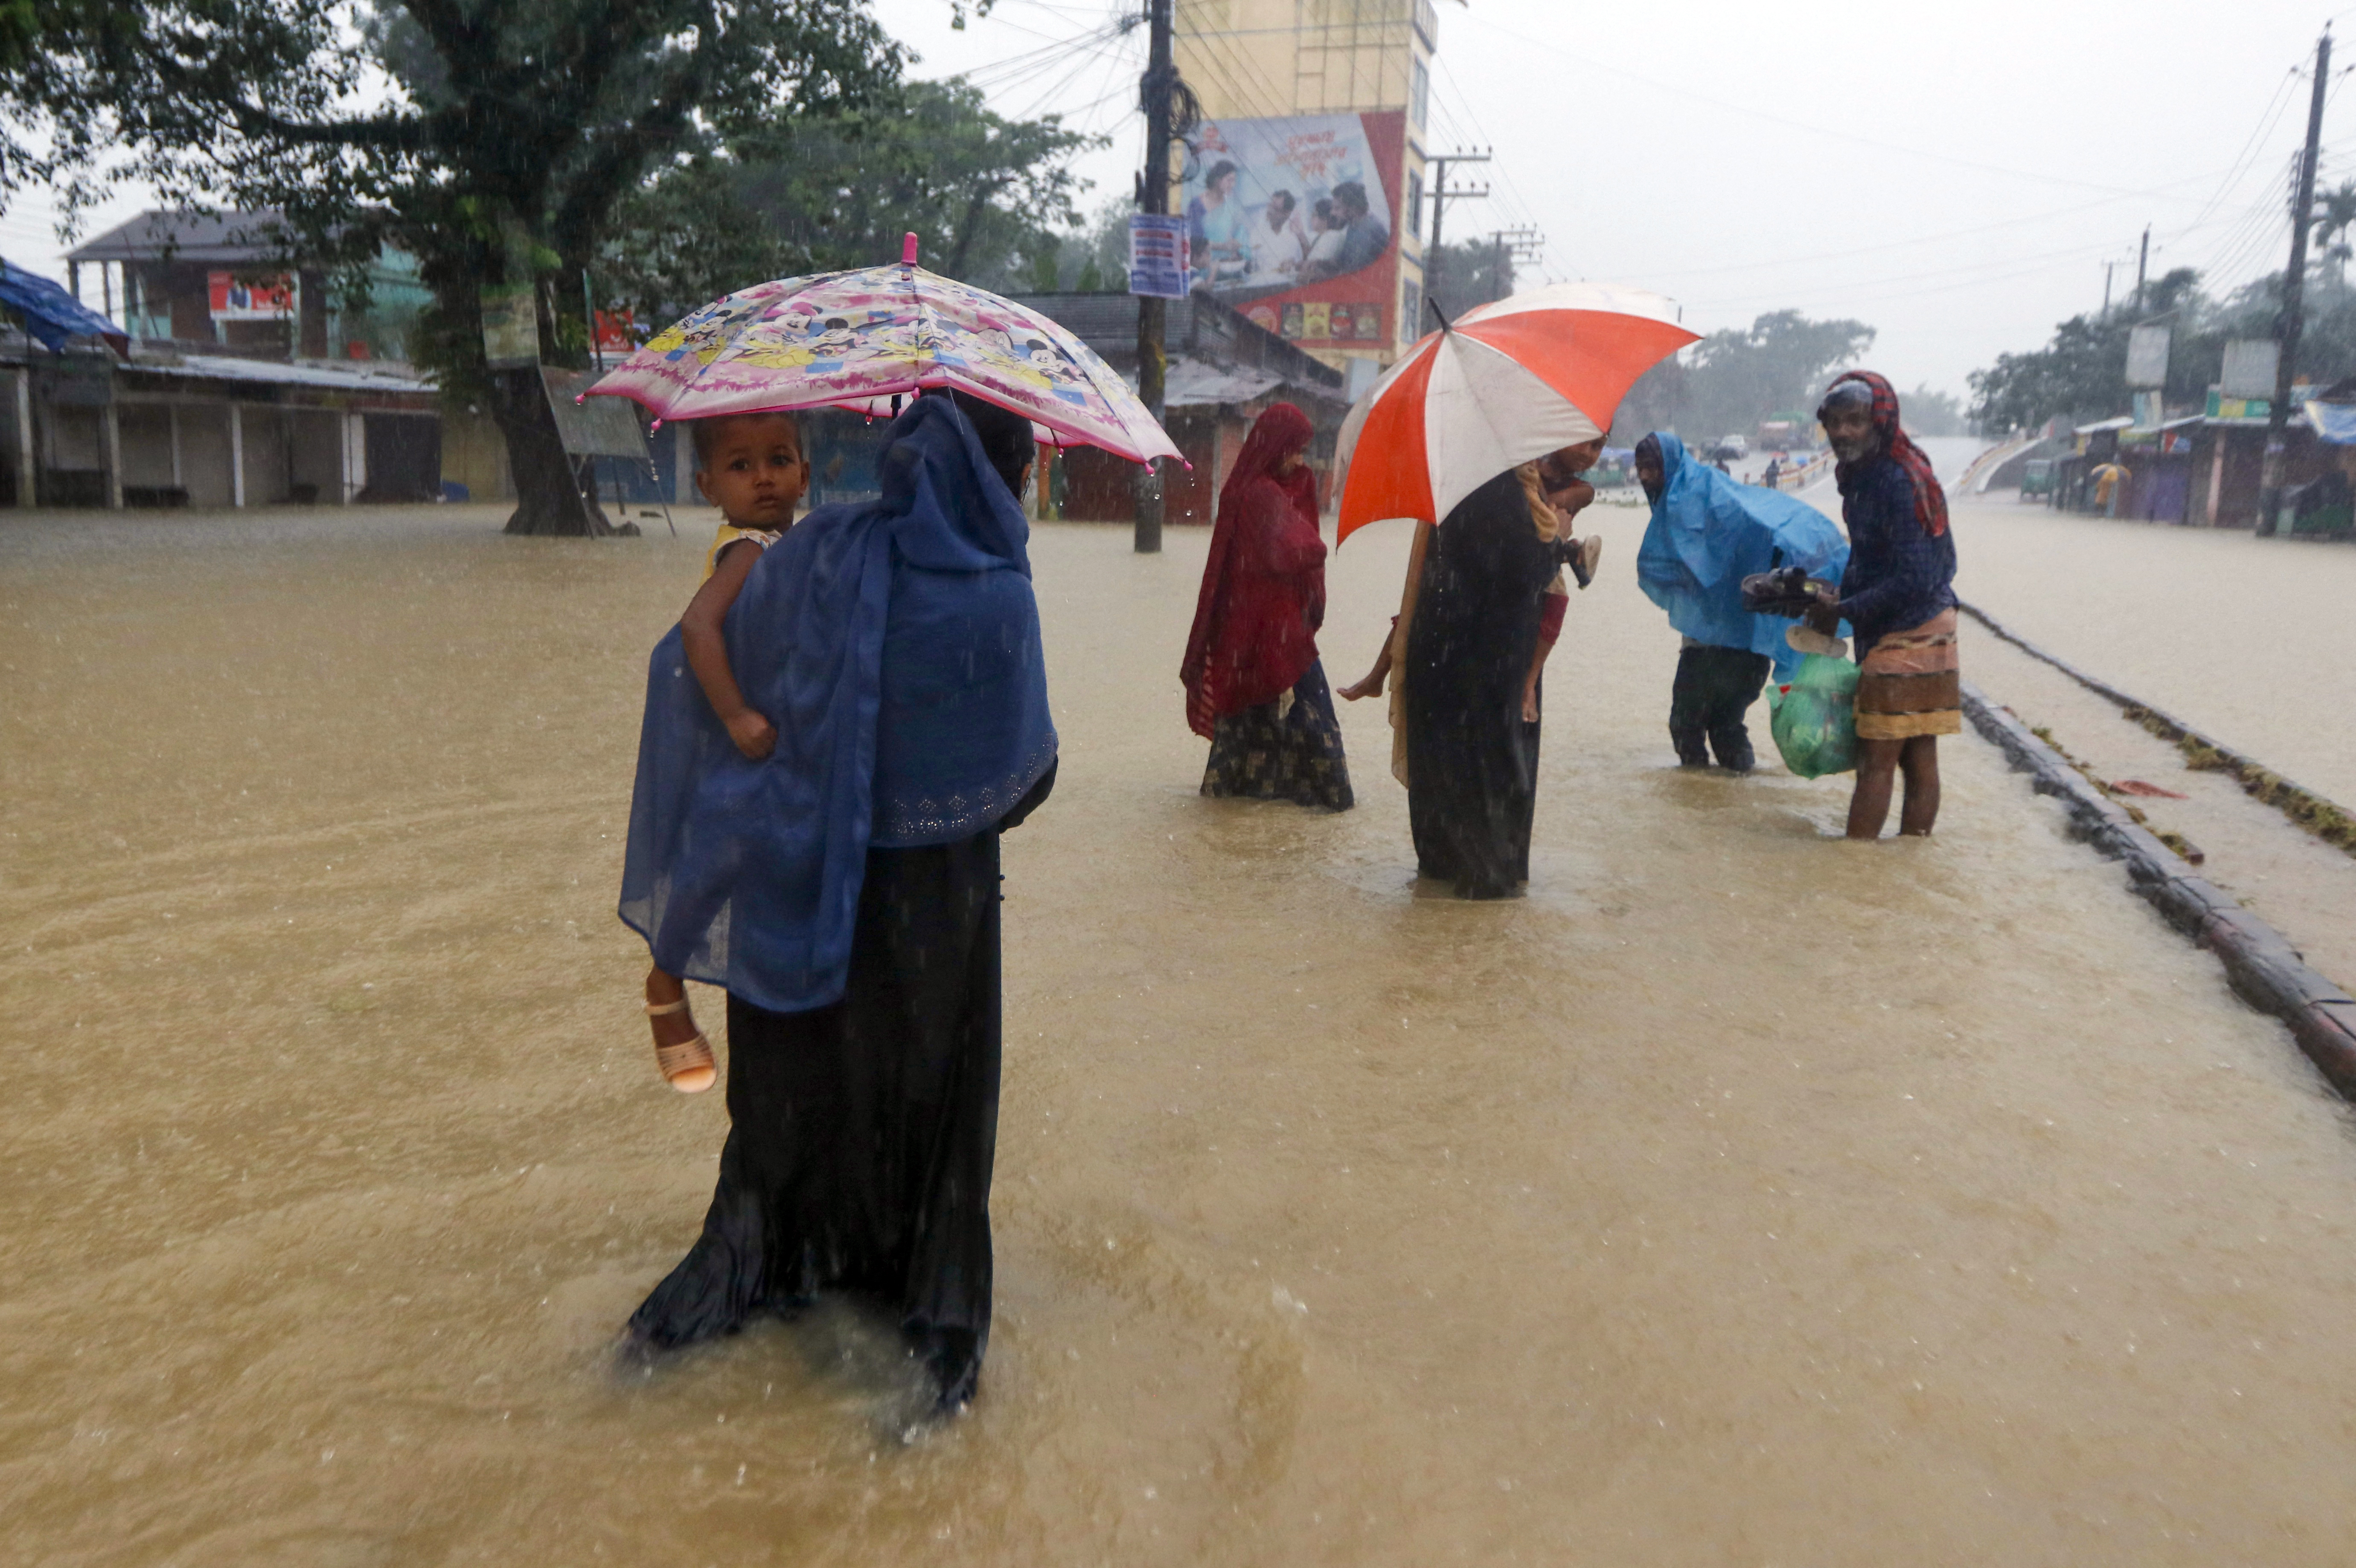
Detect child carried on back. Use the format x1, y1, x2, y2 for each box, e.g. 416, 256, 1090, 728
639, 411, 809, 1091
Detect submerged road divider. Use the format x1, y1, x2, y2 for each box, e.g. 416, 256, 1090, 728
1963, 682, 2356, 1102
1958, 600, 2356, 858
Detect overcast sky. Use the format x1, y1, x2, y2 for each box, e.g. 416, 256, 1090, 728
873, 0, 2350, 397
9, 0, 2344, 399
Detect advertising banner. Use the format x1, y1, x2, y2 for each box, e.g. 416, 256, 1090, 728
2125, 323, 2171, 389
1181, 110, 1407, 351
1128, 215, 1192, 300
207, 271, 294, 321
593, 308, 640, 356
2220, 338, 2280, 400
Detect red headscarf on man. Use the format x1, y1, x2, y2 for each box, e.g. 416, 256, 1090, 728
1180, 402, 1326, 739
1827, 369, 1949, 538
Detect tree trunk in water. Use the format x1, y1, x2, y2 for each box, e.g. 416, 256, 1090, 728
492, 368, 613, 536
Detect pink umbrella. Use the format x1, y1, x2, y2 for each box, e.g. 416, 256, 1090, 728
585, 234, 1180, 465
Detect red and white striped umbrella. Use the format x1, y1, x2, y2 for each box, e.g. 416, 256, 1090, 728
1334, 282, 1697, 543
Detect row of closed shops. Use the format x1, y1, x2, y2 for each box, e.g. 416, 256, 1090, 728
1, 343, 509, 510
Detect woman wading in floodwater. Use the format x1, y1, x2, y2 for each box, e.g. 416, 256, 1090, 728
617, 391, 1056, 1412
1181, 402, 1353, 810
1341, 446, 1600, 898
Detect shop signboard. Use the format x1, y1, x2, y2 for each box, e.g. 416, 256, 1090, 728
2220, 338, 2280, 399
207, 271, 294, 321
2125, 323, 2170, 389
1179, 110, 1407, 352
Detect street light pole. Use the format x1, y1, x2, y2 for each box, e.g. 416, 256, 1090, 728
2262, 24, 2332, 535
1133, 0, 1175, 554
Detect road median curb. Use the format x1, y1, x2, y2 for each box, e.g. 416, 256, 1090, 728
1963, 681, 2356, 1100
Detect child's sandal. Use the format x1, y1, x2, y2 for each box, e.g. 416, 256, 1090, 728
645, 996, 716, 1094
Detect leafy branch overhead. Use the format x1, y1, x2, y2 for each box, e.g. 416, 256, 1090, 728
12, 0, 1099, 534
602, 78, 1105, 327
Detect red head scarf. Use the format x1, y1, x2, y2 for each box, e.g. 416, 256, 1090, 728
1181, 403, 1326, 739
1827, 369, 1949, 538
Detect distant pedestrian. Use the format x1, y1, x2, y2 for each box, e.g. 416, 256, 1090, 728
1181, 403, 1353, 810
1761, 456, 1783, 490
1804, 372, 1958, 838
2090, 460, 2130, 517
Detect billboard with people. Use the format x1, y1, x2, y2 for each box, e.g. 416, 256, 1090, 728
1181, 110, 1408, 354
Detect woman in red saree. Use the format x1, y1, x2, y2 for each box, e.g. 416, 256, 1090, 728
1179, 402, 1354, 810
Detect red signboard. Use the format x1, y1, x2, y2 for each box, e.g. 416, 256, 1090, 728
207, 271, 295, 321
593, 309, 639, 354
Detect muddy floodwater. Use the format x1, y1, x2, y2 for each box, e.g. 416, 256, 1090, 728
8, 503, 2356, 1565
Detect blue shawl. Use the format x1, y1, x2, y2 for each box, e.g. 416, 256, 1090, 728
618, 395, 1057, 1013
1634, 432, 1850, 679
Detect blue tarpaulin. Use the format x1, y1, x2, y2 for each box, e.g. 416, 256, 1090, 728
1635, 431, 1850, 679
2302, 400, 2356, 446
0, 258, 128, 354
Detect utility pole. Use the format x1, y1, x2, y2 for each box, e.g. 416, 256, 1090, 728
1133, 0, 1175, 554
1425, 148, 1489, 321
1487, 226, 1545, 305
2133, 224, 2150, 315
2101, 261, 2116, 318
2263, 23, 2332, 535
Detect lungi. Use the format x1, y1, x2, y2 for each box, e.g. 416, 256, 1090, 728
1855, 609, 1961, 740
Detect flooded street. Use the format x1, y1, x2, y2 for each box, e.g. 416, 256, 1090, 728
8, 502, 2356, 1565
1944, 499, 2356, 807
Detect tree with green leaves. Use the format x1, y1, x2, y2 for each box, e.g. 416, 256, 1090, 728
1967, 267, 2209, 432
38, 0, 906, 534
2314, 182, 2356, 288
1425, 238, 1513, 324
601, 77, 1100, 327
1611, 309, 1876, 447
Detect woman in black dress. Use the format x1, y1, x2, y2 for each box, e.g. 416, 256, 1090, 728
618, 391, 1056, 1411
1342, 455, 1591, 898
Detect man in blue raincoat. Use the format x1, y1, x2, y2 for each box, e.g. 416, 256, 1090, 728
1634, 433, 1848, 772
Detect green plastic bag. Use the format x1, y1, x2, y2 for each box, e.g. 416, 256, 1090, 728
1766, 653, 1859, 778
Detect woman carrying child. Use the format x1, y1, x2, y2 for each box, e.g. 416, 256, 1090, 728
1180, 402, 1353, 810
617, 391, 1057, 1412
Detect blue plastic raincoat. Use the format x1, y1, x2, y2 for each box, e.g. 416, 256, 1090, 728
1634, 432, 1850, 679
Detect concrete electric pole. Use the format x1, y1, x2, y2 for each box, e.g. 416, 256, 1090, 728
2262, 24, 2332, 534
1425, 148, 1489, 324
1133, 0, 1175, 554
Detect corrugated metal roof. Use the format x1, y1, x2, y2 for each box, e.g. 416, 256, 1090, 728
1164, 359, 1286, 408
67, 209, 297, 265
134, 353, 434, 394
